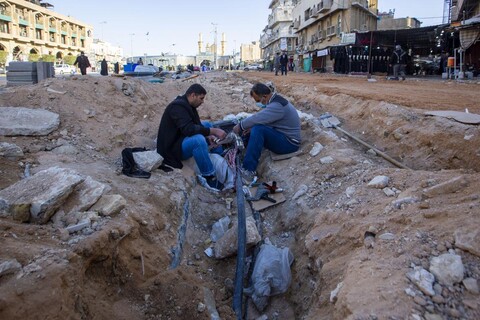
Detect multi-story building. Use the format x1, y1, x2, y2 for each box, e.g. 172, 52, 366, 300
377, 10, 422, 30
449, 0, 480, 77
0, 0, 93, 65
291, 0, 378, 72
260, 0, 296, 69
450, 0, 479, 22
240, 41, 261, 64
90, 39, 124, 72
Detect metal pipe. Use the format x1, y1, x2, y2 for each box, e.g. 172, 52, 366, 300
334, 124, 410, 170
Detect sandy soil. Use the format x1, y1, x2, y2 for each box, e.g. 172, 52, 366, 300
0, 71, 479, 320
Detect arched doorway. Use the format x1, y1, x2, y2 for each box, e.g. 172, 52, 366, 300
13, 46, 23, 61
29, 48, 40, 62
0, 43, 7, 69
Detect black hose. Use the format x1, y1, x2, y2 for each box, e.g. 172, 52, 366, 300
233, 157, 247, 319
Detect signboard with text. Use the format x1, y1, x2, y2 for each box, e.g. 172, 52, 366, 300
280, 38, 287, 51
340, 33, 356, 45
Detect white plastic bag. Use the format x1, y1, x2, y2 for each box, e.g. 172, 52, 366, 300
195, 153, 235, 190
244, 243, 294, 311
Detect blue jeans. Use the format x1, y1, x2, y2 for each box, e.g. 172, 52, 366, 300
243, 125, 299, 172
182, 134, 215, 176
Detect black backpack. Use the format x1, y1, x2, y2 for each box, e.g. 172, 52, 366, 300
121, 147, 151, 179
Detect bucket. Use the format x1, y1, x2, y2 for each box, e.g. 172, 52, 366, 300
447, 57, 455, 67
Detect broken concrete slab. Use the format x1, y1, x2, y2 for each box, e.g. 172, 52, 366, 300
422, 176, 469, 198
0, 167, 84, 223
0, 259, 22, 277
425, 110, 480, 125
0, 142, 24, 158
0, 107, 60, 136
455, 228, 480, 258
133, 150, 163, 172
60, 176, 111, 215
90, 194, 126, 216
66, 218, 91, 234
214, 216, 261, 259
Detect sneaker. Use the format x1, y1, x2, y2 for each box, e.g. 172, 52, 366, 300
198, 175, 224, 192
240, 168, 257, 186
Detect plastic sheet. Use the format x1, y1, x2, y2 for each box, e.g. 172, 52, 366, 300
244, 243, 294, 311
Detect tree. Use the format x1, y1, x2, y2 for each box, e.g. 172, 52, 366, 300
28, 53, 40, 62
41, 54, 55, 62
0, 51, 7, 67
64, 55, 76, 65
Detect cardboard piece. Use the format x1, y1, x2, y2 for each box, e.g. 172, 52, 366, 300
425, 110, 480, 125
248, 184, 286, 211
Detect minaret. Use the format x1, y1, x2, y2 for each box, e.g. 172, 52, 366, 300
221, 33, 226, 56
198, 33, 203, 54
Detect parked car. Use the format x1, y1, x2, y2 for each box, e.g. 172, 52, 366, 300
54, 63, 76, 75
244, 64, 264, 71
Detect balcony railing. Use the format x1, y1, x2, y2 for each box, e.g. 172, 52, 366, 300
0, 9, 12, 21
19, 18, 29, 26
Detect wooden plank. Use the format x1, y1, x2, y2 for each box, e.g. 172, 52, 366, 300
270, 150, 303, 161
248, 185, 286, 211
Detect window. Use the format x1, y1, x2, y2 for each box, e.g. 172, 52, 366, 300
304, 8, 311, 20
36, 29, 42, 40
337, 15, 342, 35
0, 21, 9, 33
49, 32, 55, 42
20, 26, 27, 37
61, 35, 66, 44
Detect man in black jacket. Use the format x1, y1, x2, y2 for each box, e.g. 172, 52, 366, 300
389, 45, 407, 80
73, 51, 91, 75
280, 52, 288, 75
157, 84, 227, 191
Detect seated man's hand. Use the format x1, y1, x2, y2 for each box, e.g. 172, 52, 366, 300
210, 127, 226, 140
207, 135, 220, 147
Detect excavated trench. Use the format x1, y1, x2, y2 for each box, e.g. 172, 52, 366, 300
1, 74, 479, 320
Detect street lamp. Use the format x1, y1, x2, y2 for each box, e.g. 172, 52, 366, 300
212, 22, 218, 69
99, 21, 107, 41
129, 33, 135, 62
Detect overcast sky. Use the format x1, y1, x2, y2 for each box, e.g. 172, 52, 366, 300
50, 0, 446, 57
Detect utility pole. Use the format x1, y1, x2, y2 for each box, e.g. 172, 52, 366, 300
212, 22, 218, 70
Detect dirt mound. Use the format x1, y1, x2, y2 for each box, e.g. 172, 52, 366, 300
1, 72, 479, 319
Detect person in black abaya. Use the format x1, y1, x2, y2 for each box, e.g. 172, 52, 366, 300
100, 58, 108, 76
